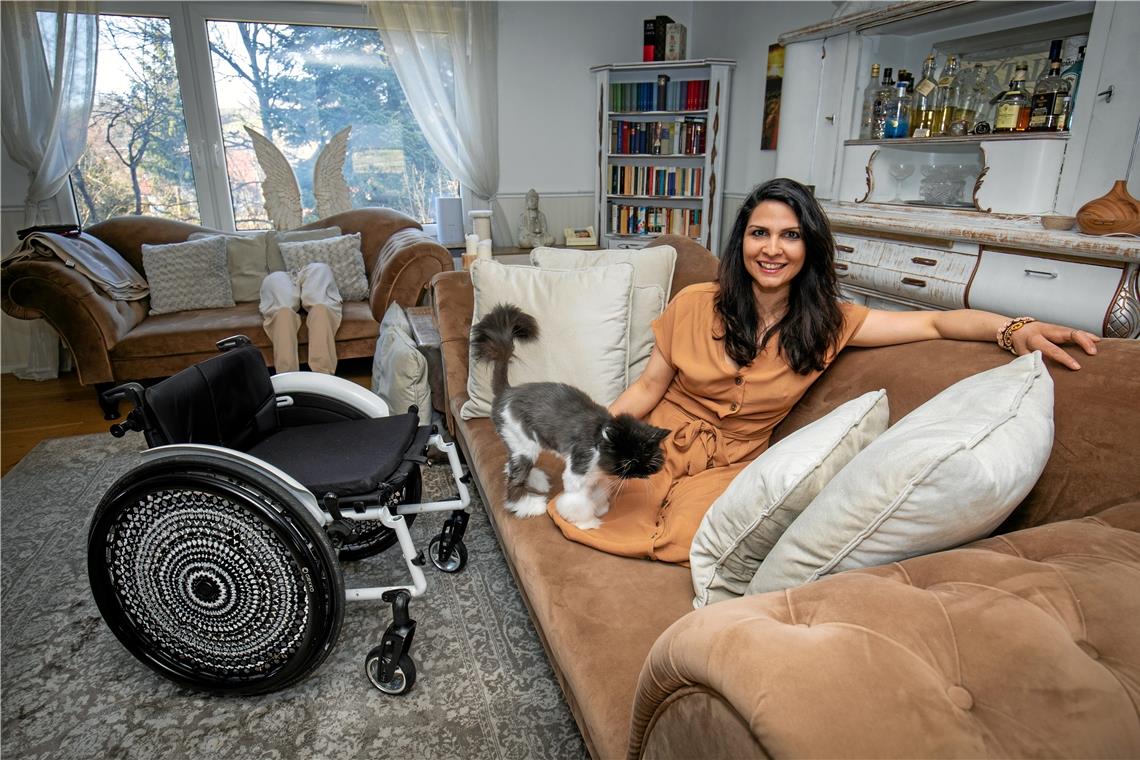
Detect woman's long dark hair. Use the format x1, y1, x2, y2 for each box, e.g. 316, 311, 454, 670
714, 178, 844, 374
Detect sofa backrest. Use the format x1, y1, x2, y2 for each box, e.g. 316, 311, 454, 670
770, 338, 1140, 533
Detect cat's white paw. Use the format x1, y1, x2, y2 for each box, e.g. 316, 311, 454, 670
572, 516, 602, 530
556, 490, 604, 530
505, 492, 548, 518
526, 468, 551, 494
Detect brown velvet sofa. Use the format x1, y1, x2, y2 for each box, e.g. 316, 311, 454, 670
2, 208, 452, 407
430, 235, 1140, 759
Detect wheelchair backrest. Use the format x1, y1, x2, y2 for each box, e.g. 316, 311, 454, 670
143, 344, 279, 451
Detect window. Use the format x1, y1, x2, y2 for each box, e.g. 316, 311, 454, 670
62, 4, 456, 230
65, 14, 200, 227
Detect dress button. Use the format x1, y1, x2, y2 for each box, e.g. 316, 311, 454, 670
734, 376, 743, 385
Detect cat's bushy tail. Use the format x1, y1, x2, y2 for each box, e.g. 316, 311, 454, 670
470, 303, 539, 396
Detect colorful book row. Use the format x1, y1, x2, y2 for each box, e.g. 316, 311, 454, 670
610, 79, 709, 112
610, 119, 706, 155
610, 204, 703, 237
609, 165, 703, 198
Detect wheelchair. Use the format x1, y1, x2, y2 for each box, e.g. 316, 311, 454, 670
87, 336, 472, 696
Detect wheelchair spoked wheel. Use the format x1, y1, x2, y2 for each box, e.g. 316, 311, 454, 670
336, 468, 422, 562
87, 454, 344, 696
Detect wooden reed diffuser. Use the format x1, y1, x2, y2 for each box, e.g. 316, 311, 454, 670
1076, 180, 1140, 235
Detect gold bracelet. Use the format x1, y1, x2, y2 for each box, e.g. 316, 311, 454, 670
998, 316, 1036, 354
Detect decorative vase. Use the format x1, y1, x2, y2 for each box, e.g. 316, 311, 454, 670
1076, 180, 1140, 236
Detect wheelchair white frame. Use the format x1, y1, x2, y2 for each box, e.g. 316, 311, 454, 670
138, 370, 471, 604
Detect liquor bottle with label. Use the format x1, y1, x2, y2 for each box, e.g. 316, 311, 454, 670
931, 55, 960, 136
883, 81, 912, 139
1029, 40, 1071, 132
993, 64, 1031, 133
858, 63, 881, 139
1061, 45, 1085, 128
870, 67, 895, 140
911, 53, 939, 137
948, 63, 988, 135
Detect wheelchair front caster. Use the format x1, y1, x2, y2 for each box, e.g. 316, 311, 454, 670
365, 649, 416, 695
428, 535, 468, 573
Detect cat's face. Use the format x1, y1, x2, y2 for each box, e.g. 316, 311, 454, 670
598, 415, 669, 479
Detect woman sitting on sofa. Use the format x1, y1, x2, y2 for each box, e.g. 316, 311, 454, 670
548, 177, 1101, 564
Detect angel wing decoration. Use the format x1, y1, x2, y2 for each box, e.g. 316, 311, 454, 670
244, 126, 303, 231
313, 126, 352, 219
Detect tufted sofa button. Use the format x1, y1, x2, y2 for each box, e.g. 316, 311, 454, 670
947, 685, 973, 710
1077, 640, 1100, 660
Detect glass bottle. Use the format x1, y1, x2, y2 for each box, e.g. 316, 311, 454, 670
1028, 58, 1071, 132
1061, 45, 1085, 128
931, 55, 960, 136
949, 63, 987, 135
858, 63, 881, 139
870, 66, 895, 140
993, 64, 1031, 133
884, 81, 912, 139
910, 53, 938, 137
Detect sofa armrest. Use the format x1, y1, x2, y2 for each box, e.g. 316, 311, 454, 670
367, 227, 454, 321
2, 258, 146, 385
430, 270, 474, 437
629, 507, 1140, 759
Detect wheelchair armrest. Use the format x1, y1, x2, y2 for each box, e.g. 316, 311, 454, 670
271, 372, 391, 418
103, 382, 147, 433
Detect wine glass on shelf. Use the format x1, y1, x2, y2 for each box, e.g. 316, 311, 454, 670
888, 161, 915, 203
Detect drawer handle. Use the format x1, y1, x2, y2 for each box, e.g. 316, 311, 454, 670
901, 277, 927, 288
836, 244, 855, 252
1024, 268, 1058, 279
911, 257, 938, 266
834, 262, 849, 271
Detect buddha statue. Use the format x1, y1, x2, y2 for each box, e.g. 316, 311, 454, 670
516, 188, 555, 248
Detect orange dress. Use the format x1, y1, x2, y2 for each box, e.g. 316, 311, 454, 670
548, 282, 870, 564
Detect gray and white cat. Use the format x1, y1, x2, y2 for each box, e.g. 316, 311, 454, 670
471, 303, 669, 530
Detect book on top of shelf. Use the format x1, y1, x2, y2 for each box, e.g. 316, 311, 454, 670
653, 16, 674, 62
642, 19, 655, 62
664, 23, 687, 61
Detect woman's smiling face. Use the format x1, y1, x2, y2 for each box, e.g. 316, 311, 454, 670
741, 200, 806, 298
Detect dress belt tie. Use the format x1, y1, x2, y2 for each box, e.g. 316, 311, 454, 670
672, 418, 726, 475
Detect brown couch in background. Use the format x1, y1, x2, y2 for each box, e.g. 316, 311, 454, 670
430, 235, 1140, 758
1, 207, 452, 411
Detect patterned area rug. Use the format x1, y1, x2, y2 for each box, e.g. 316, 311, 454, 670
1, 433, 586, 759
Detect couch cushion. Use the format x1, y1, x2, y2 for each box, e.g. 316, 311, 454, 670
461, 258, 634, 419
141, 236, 235, 315
267, 225, 342, 272
752, 352, 1054, 593
690, 390, 888, 608
188, 231, 272, 303
371, 303, 431, 423
278, 232, 369, 301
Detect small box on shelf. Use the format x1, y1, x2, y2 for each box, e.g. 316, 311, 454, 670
664, 23, 687, 61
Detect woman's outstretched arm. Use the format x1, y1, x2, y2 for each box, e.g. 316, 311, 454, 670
849, 308, 1100, 370
609, 346, 676, 418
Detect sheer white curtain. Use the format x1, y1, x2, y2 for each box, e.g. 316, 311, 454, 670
0, 2, 98, 379
367, 1, 510, 244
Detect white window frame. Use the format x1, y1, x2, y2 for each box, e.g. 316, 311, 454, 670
71, 1, 448, 234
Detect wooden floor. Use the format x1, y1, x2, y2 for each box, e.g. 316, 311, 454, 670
0, 359, 374, 476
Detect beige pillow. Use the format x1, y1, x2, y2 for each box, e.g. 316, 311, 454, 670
530, 245, 676, 380
371, 303, 431, 425
267, 225, 342, 272
690, 390, 888, 608
461, 258, 634, 420
141, 237, 235, 315
278, 232, 369, 301
750, 352, 1055, 594
188, 231, 270, 303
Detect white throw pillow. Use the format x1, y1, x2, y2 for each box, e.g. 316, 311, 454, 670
749, 352, 1055, 594
188, 231, 271, 303
141, 236, 235, 315
690, 390, 889, 608
530, 245, 676, 380
267, 225, 342, 272
371, 303, 431, 425
461, 258, 634, 420
278, 232, 369, 301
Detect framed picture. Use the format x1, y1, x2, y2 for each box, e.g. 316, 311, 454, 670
564, 226, 597, 247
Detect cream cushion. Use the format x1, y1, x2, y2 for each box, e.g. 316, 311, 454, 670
188, 231, 271, 303
371, 303, 431, 425
141, 236, 235, 315
461, 258, 634, 420
690, 390, 889, 608
530, 245, 677, 379
278, 232, 369, 301
267, 225, 342, 271
750, 352, 1055, 594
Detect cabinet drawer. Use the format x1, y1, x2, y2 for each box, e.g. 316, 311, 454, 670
876, 243, 978, 284
833, 234, 882, 266
869, 269, 968, 309
967, 250, 1126, 335
832, 260, 879, 291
